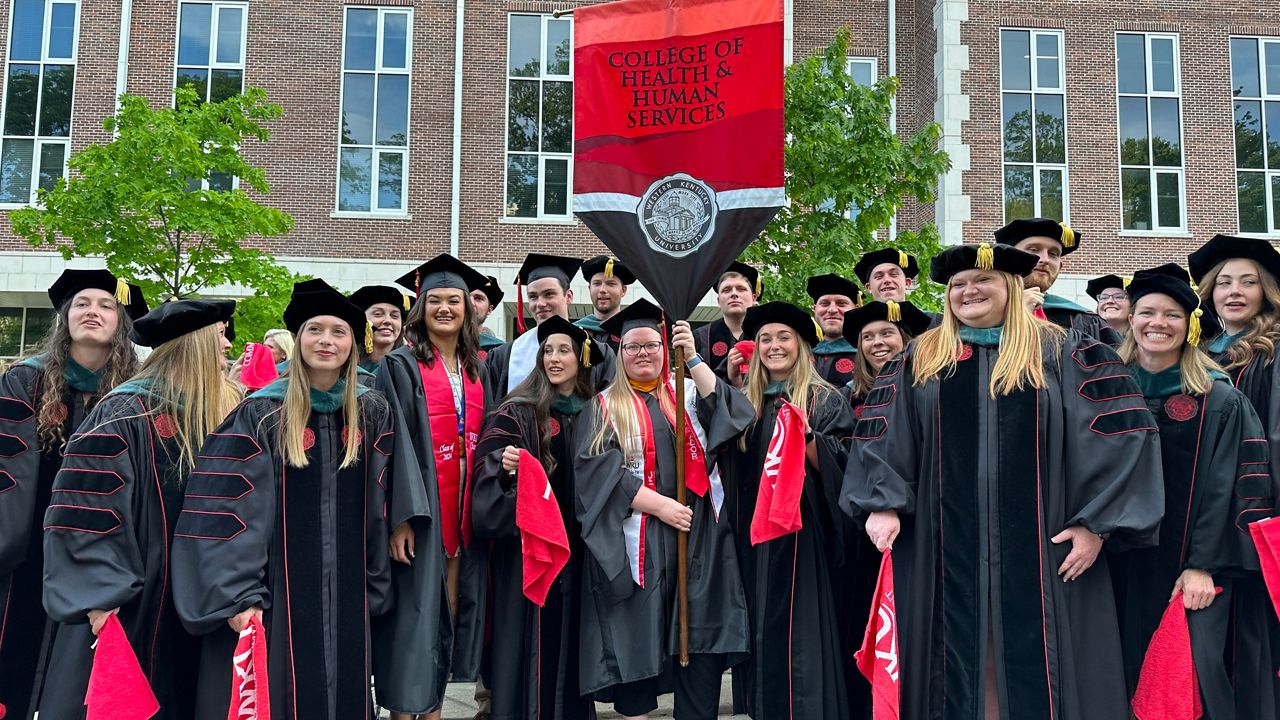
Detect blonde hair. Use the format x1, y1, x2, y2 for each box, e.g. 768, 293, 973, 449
912, 272, 1064, 397
279, 333, 361, 469
1196, 259, 1280, 370
127, 324, 242, 472
740, 340, 835, 450
589, 329, 676, 458
264, 329, 295, 360
1118, 332, 1223, 396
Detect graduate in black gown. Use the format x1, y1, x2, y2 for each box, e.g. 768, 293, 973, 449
0, 270, 144, 720
351, 284, 412, 373
172, 282, 393, 720
472, 274, 507, 358
1085, 274, 1131, 340
372, 254, 491, 719
1191, 233, 1280, 719
41, 298, 240, 720
575, 255, 634, 351
720, 302, 855, 719
472, 315, 604, 720
694, 262, 760, 380
806, 274, 860, 388
575, 299, 753, 719
1112, 264, 1274, 719
843, 242, 1164, 720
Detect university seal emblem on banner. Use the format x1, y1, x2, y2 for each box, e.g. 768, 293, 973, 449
639, 173, 718, 257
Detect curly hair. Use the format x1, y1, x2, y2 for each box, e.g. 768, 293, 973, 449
1196, 258, 1280, 370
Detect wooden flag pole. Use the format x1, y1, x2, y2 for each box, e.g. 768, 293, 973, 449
674, 344, 690, 667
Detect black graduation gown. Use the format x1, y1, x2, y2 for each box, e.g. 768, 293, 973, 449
486, 334, 617, 400
171, 389, 394, 720
693, 319, 742, 381
1113, 373, 1273, 720
721, 386, 856, 719
842, 331, 1164, 720
472, 400, 596, 720
813, 338, 857, 388
1042, 295, 1123, 346
573, 378, 753, 696
574, 314, 622, 353
0, 361, 97, 720
39, 392, 202, 720
479, 330, 507, 363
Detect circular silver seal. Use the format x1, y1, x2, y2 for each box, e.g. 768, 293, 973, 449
637, 173, 718, 258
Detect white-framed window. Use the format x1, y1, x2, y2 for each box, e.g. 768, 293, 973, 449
847, 56, 877, 88
1116, 32, 1185, 232
1000, 28, 1067, 223
175, 1, 246, 192
0, 306, 53, 358
0, 0, 78, 205
1231, 36, 1280, 235
505, 13, 572, 221
337, 6, 411, 215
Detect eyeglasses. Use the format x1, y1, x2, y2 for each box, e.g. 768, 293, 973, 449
1097, 292, 1128, 302
621, 341, 663, 356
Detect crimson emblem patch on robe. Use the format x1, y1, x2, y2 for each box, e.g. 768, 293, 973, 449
712, 341, 729, 357
341, 427, 363, 447
1164, 394, 1198, 422
854, 405, 865, 419
836, 358, 855, 374
302, 427, 316, 451
478, 350, 488, 361
956, 344, 973, 362
549, 418, 561, 437
153, 413, 177, 439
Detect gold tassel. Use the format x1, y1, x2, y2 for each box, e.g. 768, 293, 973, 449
1188, 307, 1203, 347
364, 321, 374, 354
976, 243, 995, 270
402, 293, 411, 312
886, 300, 901, 322
114, 278, 130, 306
604, 257, 615, 279
1060, 223, 1076, 248
582, 338, 592, 368
1122, 276, 1131, 289
755, 277, 762, 297
1183, 266, 1199, 293
898, 250, 909, 268
812, 318, 823, 338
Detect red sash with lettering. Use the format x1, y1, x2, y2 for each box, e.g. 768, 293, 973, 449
227, 616, 271, 720
749, 399, 807, 545
419, 353, 484, 555
855, 550, 900, 720
658, 380, 711, 502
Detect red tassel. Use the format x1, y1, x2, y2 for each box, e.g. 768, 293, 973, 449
515, 278, 527, 335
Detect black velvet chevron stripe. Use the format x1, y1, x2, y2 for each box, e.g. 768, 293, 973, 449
1089, 408, 1157, 436
65, 433, 128, 458
0, 432, 26, 457
1077, 375, 1141, 403
374, 431, 394, 456
852, 416, 887, 440
1071, 342, 1122, 369
862, 383, 896, 409
1236, 471, 1272, 501
198, 433, 263, 462
174, 510, 247, 540
0, 396, 34, 422
55, 469, 125, 494
878, 357, 904, 378
1240, 438, 1269, 467
185, 471, 254, 500
0, 471, 14, 493
45, 505, 121, 534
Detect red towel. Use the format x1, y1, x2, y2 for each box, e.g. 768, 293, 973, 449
227, 615, 271, 720
86, 614, 159, 720
1132, 593, 1202, 720
1250, 517, 1280, 622
516, 449, 570, 606
749, 400, 807, 545
239, 342, 279, 391
855, 550, 900, 720
1033, 306, 1048, 321
734, 340, 755, 378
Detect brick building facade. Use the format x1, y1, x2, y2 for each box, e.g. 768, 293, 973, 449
0, 0, 1273, 356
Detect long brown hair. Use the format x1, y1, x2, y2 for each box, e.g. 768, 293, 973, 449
403, 289, 482, 381
501, 334, 595, 471
850, 325, 910, 399
1196, 258, 1280, 370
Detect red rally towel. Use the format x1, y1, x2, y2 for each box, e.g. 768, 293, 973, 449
86, 613, 159, 720
1250, 516, 1280, 622
227, 615, 271, 720
749, 399, 806, 545
516, 448, 570, 606
734, 340, 755, 378
1132, 593, 1202, 720
855, 550, 900, 720
239, 342, 279, 391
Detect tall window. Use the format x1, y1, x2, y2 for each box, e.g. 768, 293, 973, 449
1232, 36, 1280, 235
0, 306, 53, 357
0, 0, 78, 205
337, 7, 411, 214
175, 2, 245, 103
1116, 33, 1184, 232
505, 13, 572, 220
1000, 29, 1067, 222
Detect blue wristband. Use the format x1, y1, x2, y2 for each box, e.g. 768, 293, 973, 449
686, 353, 704, 369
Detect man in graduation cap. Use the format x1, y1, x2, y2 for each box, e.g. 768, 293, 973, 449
574, 254, 635, 351
470, 275, 506, 357
1085, 274, 1131, 339
806, 273, 861, 387
350, 284, 413, 373
854, 247, 920, 303
694, 261, 761, 381
995, 217, 1123, 345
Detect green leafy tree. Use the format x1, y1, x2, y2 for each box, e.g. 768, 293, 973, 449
11, 86, 300, 350
746, 28, 951, 310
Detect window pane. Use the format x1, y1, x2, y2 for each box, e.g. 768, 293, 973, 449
1150, 97, 1182, 166
1156, 172, 1181, 228
1035, 33, 1060, 90
509, 15, 541, 77
48, 3, 76, 60
208, 172, 233, 191
10, 0, 44, 62
338, 147, 372, 211
1117, 35, 1146, 94
210, 69, 243, 103
377, 152, 403, 210
215, 6, 243, 65
1004, 165, 1034, 220
37, 142, 65, 192
1000, 30, 1030, 91
1034, 93, 1065, 164
0, 309, 22, 357
176, 67, 209, 101
0, 139, 34, 203
1266, 41, 1280, 96
344, 9, 377, 71
382, 13, 408, 69
340, 73, 374, 146
1150, 37, 1176, 93
507, 79, 539, 152
546, 19, 571, 76
849, 60, 873, 86
1118, 96, 1149, 166
542, 81, 572, 153
543, 158, 568, 216
178, 3, 212, 66
1121, 168, 1152, 230
1039, 168, 1064, 220
1002, 93, 1033, 163
38, 65, 74, 137
22, 307, 52, 351
506, 154, 538, 217
4, 64, 39, 135
376, 75, 409, 146
1273, 175, 1280, 233
1232, 37, 1261, 97
1236, 100, 1264, 168
1267, 101, 1280, 169
1238, 172, 1268, 233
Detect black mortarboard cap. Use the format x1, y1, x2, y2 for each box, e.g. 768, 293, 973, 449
1188, 234, 1280, 285
129, 298, 235, 348
842, 300, 932, 343
853, 248, 920, 284
993, 217, 1081, 255
395, 254, 487, 295
930, 243, 1039, 284
805, 273, 861, 302
283, 279, 371, 352
48, 269, 149, 320
581, 255, 637, 285
536, 315, 606, 368
479, 275, 505, 305
1127, 263, 1219, 344
601, 298, 667, 338
715, 261, 762, 296
517, 254, 583, 286
742, 301, 821, 346
1085, 274, 1129, 300
350, 285, 414, 314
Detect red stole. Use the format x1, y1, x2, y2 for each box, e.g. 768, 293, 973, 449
418, 352, 484, 556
